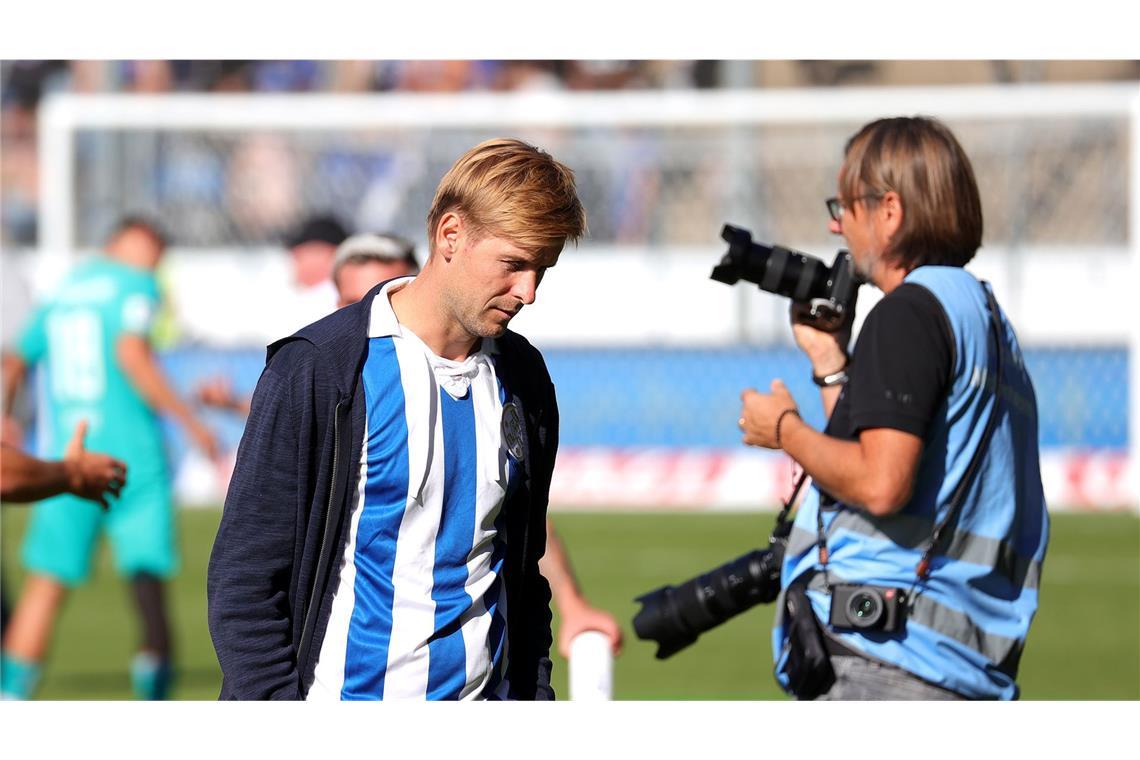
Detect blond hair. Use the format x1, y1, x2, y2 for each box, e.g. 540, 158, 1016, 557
841, 116, 983, 269
427, 138, 587, 255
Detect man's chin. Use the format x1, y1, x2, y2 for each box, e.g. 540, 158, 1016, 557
465, 318, 508, 340
484, 310, 518, 337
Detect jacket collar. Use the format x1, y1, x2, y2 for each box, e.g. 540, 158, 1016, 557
364, 276, 499, 356
367, 276, 415, 338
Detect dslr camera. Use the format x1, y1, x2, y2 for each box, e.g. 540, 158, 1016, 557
711, 224, 861, 332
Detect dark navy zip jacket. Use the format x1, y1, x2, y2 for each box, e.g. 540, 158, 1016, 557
207, 283, 556, 700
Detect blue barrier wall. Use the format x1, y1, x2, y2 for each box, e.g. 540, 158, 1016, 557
156, 345, 1128, 454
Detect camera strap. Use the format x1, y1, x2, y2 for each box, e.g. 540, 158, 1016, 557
913, 281, 1005, 583
808, 280, 1006, 592
770, 465, 809, 548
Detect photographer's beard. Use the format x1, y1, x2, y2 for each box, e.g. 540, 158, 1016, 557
851, 245, 884, 286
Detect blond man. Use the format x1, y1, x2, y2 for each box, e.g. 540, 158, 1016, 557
208, 139, 586, 700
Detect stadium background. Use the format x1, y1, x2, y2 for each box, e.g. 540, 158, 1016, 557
1, 59, 1137, 700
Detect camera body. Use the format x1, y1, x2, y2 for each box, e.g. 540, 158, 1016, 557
828, 584, 908, 633
711, 224, 861, 333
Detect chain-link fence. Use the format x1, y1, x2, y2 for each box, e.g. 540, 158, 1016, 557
63, 115, 1129, 252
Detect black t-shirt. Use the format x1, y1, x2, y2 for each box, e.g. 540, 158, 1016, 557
826, 283, 955, 443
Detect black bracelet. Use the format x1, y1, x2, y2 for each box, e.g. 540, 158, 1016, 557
775, 408, 800, 449
812, 367, 849, 387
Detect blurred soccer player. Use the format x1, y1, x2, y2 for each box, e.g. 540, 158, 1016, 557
332, 232, 623, 660
209, 139, 587, 699
0, 217, 220, 700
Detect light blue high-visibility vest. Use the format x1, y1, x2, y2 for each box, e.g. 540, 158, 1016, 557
772, 266, 1049, 700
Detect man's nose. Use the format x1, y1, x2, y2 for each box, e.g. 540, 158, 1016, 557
828, 218, 842, 235
512, 271, 538, 305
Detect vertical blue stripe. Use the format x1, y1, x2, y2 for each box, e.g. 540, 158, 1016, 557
342, 338, 409, 700
426, 388, 477, 699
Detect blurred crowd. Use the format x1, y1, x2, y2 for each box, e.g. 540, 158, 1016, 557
0, 59, 708, 248
5, 59, 1137, 250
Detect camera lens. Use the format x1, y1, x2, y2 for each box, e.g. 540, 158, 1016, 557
847, 590, 883, 629
633, 548, 780, 659
713, 226, 832, 303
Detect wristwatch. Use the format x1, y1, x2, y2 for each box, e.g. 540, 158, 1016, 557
812, 366, 849, 387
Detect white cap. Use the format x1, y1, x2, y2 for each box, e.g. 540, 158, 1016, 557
334, 232, 416, 265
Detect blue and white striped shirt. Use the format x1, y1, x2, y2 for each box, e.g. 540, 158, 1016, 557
308, 278, 517, 700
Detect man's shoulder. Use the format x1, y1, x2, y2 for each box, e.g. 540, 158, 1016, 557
95, 257, 158, 293
869, 281, 945, 323
496, 329, 542, 358
266, 298, 370, 382
495, 330, 551, 376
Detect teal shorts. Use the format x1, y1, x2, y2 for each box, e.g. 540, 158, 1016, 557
22, 473, 177, 587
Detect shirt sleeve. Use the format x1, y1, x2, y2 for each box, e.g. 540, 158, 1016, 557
120, 282, 159, 337
845, 283, 954, 439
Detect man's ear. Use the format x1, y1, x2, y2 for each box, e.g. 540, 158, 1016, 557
878, 190, 904, 243
435, 211, 462, 262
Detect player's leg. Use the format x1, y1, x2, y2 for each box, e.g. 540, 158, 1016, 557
106, 474, 178, 700
1, 496, 102, 699
1, 575, 68, 699
128, 572, 173, 700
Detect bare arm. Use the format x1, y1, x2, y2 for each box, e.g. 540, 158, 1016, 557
2, 447, 73, 502
737, 302, 925, 515
196, 376, 252, 416
1, 421, 126, 507
789, 303, 850, 419
116, 334, 219, 459
739, 381, 922, 516
540, 518, 624, 657
2, 353, 28, 445
2, 352, 27, 415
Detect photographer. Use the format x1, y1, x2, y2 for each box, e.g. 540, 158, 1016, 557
738, 116, 1048, 700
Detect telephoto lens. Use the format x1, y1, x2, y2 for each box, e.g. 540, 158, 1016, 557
711, 224, 861, 333
712, 224, 833, 301
632, 547, 781, 659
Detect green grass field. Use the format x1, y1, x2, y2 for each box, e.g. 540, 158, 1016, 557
2, 507, 1137, 700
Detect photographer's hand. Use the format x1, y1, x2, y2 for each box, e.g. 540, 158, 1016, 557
741, 382, 922, 517
791, 303, 849, 418
739, 380, 800, 450
790, 302, 849, 376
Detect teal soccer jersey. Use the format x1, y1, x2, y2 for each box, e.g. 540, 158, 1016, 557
15, 256, 176, 584
16, 256, 166, 475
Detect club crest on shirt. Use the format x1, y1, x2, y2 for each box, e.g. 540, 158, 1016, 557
501, 400, 528, 463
